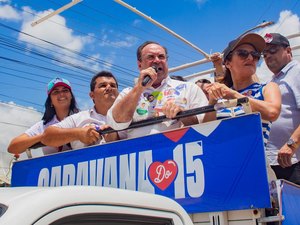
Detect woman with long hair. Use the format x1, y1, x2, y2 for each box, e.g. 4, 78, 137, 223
204, 34, 282, 182
204, 33, 281, 146
8, 77, 79, 155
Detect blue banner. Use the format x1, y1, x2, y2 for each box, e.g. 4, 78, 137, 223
281, 180, 300, 225
11, 113, 271, 213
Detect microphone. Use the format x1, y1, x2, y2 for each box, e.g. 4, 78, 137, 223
142, 66, 158, 86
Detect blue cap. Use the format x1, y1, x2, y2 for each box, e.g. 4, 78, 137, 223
47, 77, 71, 95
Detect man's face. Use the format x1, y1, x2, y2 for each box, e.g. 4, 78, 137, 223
263, 44, 291, 74
89, 77, 118, 106
138, 43, 168, 86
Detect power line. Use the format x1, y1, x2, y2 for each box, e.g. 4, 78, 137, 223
0, 65, 86, 88
254, 1, 275, 29
0, 93, 43, 108
0, 22, 136, 88
40, 0, 202, 63
0, 22, 136, 75
0, 37, 96, 81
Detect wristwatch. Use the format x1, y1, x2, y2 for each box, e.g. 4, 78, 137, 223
287, 138, 297, 148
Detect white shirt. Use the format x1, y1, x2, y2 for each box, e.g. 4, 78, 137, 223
25, 116, 71, 155
53, 108, 108, 150
107, 77, 208, 139
266, 60, 300, 165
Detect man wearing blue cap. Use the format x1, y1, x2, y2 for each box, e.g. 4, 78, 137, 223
263, 33, 300, 185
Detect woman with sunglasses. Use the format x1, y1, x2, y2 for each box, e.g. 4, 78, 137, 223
204, 33, 281, 147
8, 77, 80, 156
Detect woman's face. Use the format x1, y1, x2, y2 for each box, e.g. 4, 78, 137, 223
50, 86, 72, 110
225, 44, 260, 78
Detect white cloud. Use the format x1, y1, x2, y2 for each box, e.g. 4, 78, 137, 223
0, 4, 21, 20
193, 0, 208, 8
82, 53, 115, 72
0, 3, 136, 82
256, 10, 300, 82
19, 7, 90, 53
8, 5, 134, 79
0, 102, 45, 183
195, 0, 208, 4
132, 19, 142, 27
98, 28, 138, 48
0, 102, 43, 161
14, 6, 122, 78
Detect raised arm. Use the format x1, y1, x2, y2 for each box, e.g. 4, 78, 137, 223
111, 67, 157, 123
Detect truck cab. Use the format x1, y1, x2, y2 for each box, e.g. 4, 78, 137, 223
0, 186, 194, 225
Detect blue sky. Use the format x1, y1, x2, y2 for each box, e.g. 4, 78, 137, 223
1, 0, 300, 111
1, 0, 300, 158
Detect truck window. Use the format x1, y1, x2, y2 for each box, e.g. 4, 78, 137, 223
50, 213, 173, 225
0, 204, 7, 217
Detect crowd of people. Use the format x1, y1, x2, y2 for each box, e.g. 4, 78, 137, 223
7, 33, 300, 185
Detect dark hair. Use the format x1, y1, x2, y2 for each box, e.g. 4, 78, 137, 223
42, 91, 79, 125
136, 41, 168, 61
170, 75, 186, 81
195, 78, 211, 84
216, 53, 234, 87
90, 71, 118, 91
217, 69, 233, 87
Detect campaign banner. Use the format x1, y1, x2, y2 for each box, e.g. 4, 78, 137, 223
280, 180, 300, 225
11, 113, 271, 213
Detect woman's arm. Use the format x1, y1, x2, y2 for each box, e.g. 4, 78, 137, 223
8, 133, 43, 154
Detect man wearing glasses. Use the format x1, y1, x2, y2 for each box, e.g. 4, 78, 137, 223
263, 33, 300, 185
107, 41, 208, 139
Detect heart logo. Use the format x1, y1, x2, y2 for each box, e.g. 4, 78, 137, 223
148, 160, 178, 191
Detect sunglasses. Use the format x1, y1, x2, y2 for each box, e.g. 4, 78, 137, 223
232, 49, 261, 61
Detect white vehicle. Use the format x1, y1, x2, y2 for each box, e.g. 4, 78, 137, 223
0, 186, 194, 225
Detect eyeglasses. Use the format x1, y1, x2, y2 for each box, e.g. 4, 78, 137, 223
232, 49, 261, 61
51, 88, 70, 96
262, 46, 282, 57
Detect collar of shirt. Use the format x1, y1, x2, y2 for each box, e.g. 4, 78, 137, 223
89, 107, 106, 120
274, 59, 298, 78
52, 115, 60, 123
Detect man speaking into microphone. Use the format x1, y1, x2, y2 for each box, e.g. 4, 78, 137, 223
107, 41, 208, 139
